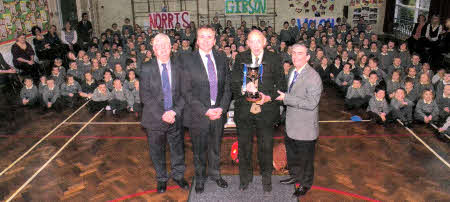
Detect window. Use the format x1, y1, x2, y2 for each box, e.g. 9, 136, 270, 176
394, 0, 430, 24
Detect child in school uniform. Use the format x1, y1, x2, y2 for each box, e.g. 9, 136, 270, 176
345, 76, 367, 110
390, 88, 414, 127
78, 54, 92, 73
87, 82, 111, 113
379, 44, 393, 71
416, 73, 434, 96
131, 80, 141, 114
367, 87, 391, 125
435, 84, 449, 124
42, 78, 63, 112
387, 57, 404, 78
109, 79, 134, 115
404, 78, 420, 103
396, 41, 410, 69
124, 70, 138, 91
19, 77, 39, 107
60, 74, 82, 108
67, 61, 84, 83
53, 58, 66, 77
403, 67, 419, 86
49, 66, 65, 87
386, 70, 402, 99
113, 63, 127, 83
79, 72, 97, 100
90, 58, 105, 81
103, 70, 114, 91
335, 63, 354, 95
418, 63, 433, 81
362, 71, 380, 98
415, 89, 440, 125
360, 66, 371, 85
436, 72, 449, 96
38, 75, 47, 101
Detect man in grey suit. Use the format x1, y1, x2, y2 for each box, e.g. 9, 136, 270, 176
276, 43, 323, 197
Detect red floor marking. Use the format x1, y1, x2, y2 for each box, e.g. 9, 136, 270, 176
109, 184, 381, 202
310, 185, 381, 202
107, 185, 181, 202
0, 133, 434, 140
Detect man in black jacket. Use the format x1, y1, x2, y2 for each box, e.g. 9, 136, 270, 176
231, 30, 286, 193
77, 13, 93, 50
140, 33, 189, 194
182, 25, 232, 194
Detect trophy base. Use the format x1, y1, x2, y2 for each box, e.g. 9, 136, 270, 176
245, 92, 262, 102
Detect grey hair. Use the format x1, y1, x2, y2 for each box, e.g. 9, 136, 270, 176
291, 43, 309, 56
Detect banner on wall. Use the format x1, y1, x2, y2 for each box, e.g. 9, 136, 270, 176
148, 11, 190, 30
0, 0, 50, 44
296, 17, 336, 28
225, 0, 266, 15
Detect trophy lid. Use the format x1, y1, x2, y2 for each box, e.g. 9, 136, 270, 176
242, 63, 261, 70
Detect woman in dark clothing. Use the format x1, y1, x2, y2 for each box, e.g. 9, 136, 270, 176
44, 25, 65, 58
408, 14, 428, 54
11, 33, 40, 81
32, 26, 58, 74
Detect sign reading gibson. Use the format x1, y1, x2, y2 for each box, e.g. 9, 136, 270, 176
225, 0, 266, 15
148, 11, 190, 30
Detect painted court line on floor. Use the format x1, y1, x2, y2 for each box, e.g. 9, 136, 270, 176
0, 133, 434, 140
62, 119, 372, 125
0, 100, 91, 177
397, 119, 450, 169
5, 108, 103, 202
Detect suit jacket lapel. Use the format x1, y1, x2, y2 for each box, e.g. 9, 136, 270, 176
149, 59, 163, 99
291, 65, 310, 92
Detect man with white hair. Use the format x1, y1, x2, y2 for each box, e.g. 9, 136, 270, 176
140, 33, 189, 193
231, 30, 286, 193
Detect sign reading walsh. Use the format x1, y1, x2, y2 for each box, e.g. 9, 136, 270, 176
225, 0, 266, 15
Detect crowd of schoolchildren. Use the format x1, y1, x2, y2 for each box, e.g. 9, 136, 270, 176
1, 13, 449, 138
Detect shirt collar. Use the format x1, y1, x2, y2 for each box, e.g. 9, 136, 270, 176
376, 97, 384, 102
199, 49, 213, 59
115, 87, 123, 92
424, 99, 432, 104
251, 51, 264, 64
25, 85, 33, 90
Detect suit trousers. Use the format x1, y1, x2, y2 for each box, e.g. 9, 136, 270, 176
189, 117, 224, 185
146, 124, 185, 182
237, 116, 274, 186
284, 135, 316, 188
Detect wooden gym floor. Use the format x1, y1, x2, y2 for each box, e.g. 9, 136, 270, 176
0, 87, 449, 202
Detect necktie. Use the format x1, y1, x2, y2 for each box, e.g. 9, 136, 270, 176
206, 54, 217, 103
289, 71, 299, 93
161, 63, 172, 110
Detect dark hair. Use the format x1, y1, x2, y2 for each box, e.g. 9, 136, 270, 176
374, 85, 386, 93
353, 75, 362, 81
82, 12, 88, 17
31, 26, 42, 36
369, 71, 378, 77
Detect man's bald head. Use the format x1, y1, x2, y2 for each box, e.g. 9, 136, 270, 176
247, 30, 267, 56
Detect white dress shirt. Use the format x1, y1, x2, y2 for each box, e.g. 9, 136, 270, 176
199, 49, 218, 105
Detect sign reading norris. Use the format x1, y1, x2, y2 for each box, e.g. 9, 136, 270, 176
225, 0, 266, 15
148, 11, 190, 30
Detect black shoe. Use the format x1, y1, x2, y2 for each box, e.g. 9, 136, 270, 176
280, 177, 296, 185
214, 178, 228, 188
293, 186, 310, 197
239, 183, 249, 191
173, 178, 189, 190
263, 184, 272, 193
157, 181, 167, 193
195, 183, 204, 194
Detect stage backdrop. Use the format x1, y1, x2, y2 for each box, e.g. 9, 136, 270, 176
225, 0, 267, 15
148, 11, 190, 30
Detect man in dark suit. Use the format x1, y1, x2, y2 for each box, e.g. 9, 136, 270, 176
276, 43, 323, 197
77, 12, 93, 50
231, 30, 286, 193
140, 33, 189, 193
182, 25, 232, 194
